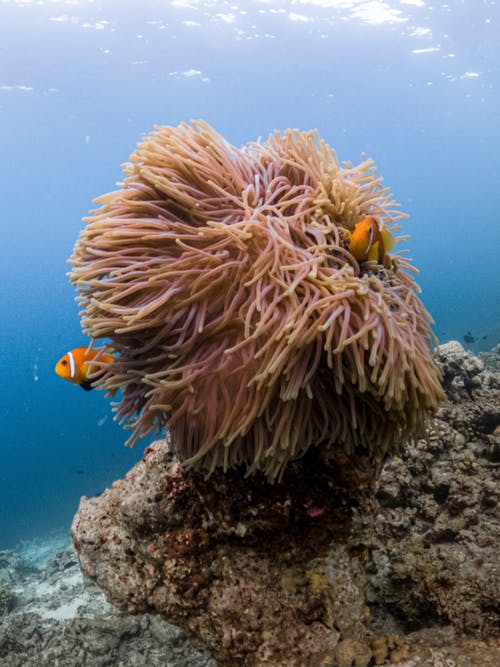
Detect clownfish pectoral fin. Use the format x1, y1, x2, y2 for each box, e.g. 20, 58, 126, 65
80, 381, 94, 391
367, 240, 380, 262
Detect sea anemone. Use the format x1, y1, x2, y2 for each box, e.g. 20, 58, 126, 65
70, 121, 444, 480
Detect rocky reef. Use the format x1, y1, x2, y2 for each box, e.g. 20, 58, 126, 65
479, 343, 500, 374
68, 341, 500, 666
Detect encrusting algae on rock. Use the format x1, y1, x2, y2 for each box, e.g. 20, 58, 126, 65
70, 121, 444, 480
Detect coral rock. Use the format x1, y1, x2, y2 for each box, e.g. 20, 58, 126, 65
72, 343, 500, 665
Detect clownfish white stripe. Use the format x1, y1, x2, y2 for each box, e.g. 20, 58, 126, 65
68, 351, 76, 378
366, 221, 374, 253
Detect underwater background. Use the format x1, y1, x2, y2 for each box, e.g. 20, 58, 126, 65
0, 0, 498, 548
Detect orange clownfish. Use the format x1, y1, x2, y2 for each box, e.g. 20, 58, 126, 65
349, 216, 396, 264
55, 346, 114, 391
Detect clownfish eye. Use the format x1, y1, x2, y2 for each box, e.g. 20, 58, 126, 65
61, 359, 68, 365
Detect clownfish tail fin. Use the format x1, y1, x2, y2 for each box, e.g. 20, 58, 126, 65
380, 229, 396, 253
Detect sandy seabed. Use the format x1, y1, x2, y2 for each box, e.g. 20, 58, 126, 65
0, 531, 214, 666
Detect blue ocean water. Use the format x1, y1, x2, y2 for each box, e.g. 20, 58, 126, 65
0, 0, 498, 549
